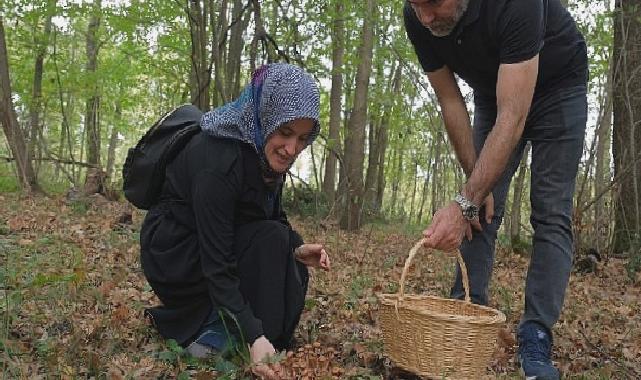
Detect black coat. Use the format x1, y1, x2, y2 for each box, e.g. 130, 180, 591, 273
140, 134, 304, 346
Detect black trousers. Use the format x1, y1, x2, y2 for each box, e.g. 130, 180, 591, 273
144, 219, 308, 350
234, 220, 309, 349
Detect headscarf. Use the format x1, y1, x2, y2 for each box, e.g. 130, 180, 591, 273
200, 63, 320, 178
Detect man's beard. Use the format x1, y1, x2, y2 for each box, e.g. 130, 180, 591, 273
427, 0, 470, 37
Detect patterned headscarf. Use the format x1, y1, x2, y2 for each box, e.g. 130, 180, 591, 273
200, 63, 320, 178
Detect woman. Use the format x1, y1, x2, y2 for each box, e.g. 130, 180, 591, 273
140, 63, 330, 377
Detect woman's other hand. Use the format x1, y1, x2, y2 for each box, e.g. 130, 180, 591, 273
294, 244, 331, 271
250, 336, 281, 379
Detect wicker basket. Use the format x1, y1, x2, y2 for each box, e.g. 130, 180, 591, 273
378, 240, 506, 379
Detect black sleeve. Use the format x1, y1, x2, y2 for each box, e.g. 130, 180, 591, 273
403, 2, 445, 73
497, 0, 545, 64
191, 159, 264, 344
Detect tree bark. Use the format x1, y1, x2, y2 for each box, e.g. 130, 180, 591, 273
28, 9, 53, 175
371, 63, 401, 213
595, 63, 613, 253
340, 0, 376, 230
84, 0, 101, 171
105, 101, 121, 183
226, 0, 247, 99
212, 0, 229, 107
612, 0, 641, 253
322, 0, 345, 206
510, 144, 530, 247
0, 17, 40, 192
187, 0, 211, 110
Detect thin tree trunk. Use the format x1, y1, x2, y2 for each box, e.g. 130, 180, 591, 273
28, 10, 53, 177
340, 0, 376, 230
510, 144, 530, 247
322, 0, 345, 206
0, 17, 40, 192
408, 156, 418, 222
187, 0, 211, 110
105, 101, 121, 183
417, 138, 435, 224
612, 0, 641, 253
226, 0, 247, 99
595, 64, 613, 253
430, 136, 443, 216
84, 0, 101, 170
212, 0, 228, 106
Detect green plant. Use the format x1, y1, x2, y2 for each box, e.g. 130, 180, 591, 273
625, 234, 641, 281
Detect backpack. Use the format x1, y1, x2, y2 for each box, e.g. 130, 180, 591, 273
122, 104, 203, 210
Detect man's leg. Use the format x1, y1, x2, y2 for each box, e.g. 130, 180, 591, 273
517, 85, 587, 380
523, 85, 587, 329
451, 102, 527, 304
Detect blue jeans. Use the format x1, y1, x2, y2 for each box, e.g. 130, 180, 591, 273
450, 85, 588, 331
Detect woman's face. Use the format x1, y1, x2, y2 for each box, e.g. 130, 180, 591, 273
264, 118, 314, 174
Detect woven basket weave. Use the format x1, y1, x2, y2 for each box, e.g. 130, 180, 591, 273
378, 240, 506, 379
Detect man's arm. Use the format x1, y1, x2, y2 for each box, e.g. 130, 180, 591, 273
427, 66, 476, 178
462, 55, 539, 207
422, 56, 539, 251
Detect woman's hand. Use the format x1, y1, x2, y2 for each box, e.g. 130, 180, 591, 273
294, 244, 331, 271
250, 336, 281, 379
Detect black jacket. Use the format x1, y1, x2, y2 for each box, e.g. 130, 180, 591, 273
140, 133, 303, 345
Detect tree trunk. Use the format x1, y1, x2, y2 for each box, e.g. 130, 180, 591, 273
340, 0, 376, 231
612, 0, 641, 253
28, 10, 53, 177
226, 0, 247, 99
212, 0, 229, 107
0, 17, 40, 192
375, 64, 402, 212
595, 63, 613, 253
322, 0, 345, 206
510, 144, 530, 247
105, 101, 121, 183
84, 0, 101, 172
408, 156, 418, 222
188, 0, 211, 110
417, 138, 435, 224
430, 135, 443, 216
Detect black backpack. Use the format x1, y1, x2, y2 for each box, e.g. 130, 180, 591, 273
122, 104, 203, 210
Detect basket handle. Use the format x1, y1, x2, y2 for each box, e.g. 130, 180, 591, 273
394, 239, 471, 317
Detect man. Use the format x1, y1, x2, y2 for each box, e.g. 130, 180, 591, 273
403, 0, 587, 379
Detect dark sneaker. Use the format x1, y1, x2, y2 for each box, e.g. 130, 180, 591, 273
517, 322, 560, 380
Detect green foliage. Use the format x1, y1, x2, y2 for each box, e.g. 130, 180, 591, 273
282, 183, 330, 218
0, 164, 19, 192
625, 234, 641, 281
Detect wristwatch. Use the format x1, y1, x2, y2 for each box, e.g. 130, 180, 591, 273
454, 193, 479, 221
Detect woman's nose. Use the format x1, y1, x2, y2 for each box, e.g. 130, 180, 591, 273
284, 138, 297, 155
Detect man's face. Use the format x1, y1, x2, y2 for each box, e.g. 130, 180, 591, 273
408, 0, 470, 37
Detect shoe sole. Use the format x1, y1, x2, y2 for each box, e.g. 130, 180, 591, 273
519, 366, 560, 380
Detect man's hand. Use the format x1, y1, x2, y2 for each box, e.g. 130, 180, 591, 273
470, 193, 494, 231
423, 202, 472, 252
294, 244, 331, 271
250, 336, 281, 380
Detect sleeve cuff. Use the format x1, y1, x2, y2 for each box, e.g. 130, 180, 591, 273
235, 306, 263, 344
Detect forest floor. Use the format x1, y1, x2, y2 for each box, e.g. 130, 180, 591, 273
1, 193, 640, 379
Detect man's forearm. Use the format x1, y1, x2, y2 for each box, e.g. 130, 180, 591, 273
461, 57, 538, 207
462, 117, 524, 206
